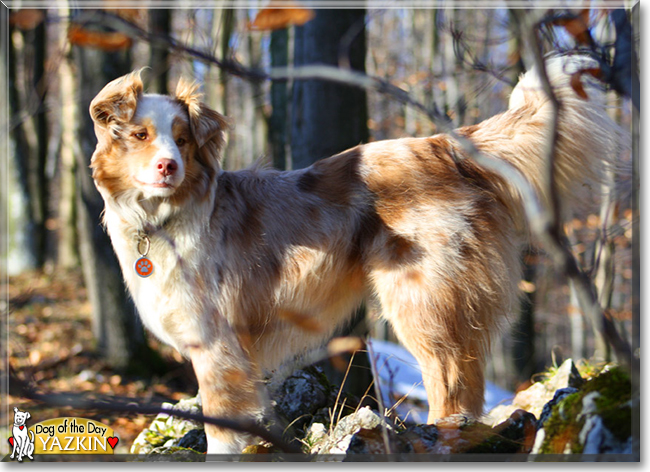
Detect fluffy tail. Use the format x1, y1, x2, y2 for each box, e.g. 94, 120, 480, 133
463, 54, 627, 214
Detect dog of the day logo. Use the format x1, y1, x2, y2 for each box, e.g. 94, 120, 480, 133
8, 409, 119, 459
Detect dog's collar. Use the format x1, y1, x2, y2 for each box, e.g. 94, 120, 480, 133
134, 230, 154, 278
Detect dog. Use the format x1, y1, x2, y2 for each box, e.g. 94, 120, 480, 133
10, 407, 35, 461
89, 55, 624, 454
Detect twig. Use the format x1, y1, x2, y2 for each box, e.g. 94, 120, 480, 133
366, 341, 393, 456
10, 368, 305, 456
517, 11, 634, 370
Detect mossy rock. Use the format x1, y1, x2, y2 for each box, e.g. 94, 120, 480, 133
534, 365, 632, 456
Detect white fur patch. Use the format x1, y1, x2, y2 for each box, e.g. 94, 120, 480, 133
133, 95, 186, 197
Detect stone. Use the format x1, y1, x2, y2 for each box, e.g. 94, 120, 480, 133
176, 428, 207, 453
492, 409, 538, 453
317, 406, 391, 454
484, 359, 584, 426
130, 396, 203, 455
537, 387, 579, 429
272, 366, 332, 432
529, 365, 634, 458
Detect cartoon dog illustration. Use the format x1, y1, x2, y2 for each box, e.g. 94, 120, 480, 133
9, 407, 35, 461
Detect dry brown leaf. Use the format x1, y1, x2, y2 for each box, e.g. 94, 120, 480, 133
103, 8, 144, 23
10, 9, 45, 30
68, 25, 132, 52
552, 9, 592, 45
249, 2, 315, 31
570, 71, 589, 100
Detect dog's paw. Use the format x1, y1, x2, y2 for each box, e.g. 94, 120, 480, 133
206, 434, 250, 455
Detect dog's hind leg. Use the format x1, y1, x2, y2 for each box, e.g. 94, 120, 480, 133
372, 270, 492, 422
389, 315, 486, 420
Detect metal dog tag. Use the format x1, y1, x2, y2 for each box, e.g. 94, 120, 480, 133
134, 257, 154, 278
134, 233, 153, 277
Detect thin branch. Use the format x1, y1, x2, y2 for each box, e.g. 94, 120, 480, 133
519, 12, 634, 370
10, 368, 305, 456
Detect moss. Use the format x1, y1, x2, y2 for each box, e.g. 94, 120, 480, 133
580, 367, 631, 402
538, 366, 632, 454
143, 430, 169, 447
539, 391, 584, 454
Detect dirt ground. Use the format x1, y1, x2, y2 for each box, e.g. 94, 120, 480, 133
4, 269, 198, 454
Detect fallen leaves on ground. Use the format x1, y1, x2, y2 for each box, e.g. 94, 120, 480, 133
5, 269, 197, 454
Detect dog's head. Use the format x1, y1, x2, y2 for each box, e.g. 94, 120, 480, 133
89, 69, 229, 205
13, 407, 30, 426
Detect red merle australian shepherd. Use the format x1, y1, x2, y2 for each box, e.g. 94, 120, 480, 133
89, 56, 625, 453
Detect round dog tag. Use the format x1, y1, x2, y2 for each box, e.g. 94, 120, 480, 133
134, 257, 154, 278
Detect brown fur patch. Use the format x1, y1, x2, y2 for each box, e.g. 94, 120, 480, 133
296, 147, 363, 206
386, 234, 419, 263
278, 310, 324, 333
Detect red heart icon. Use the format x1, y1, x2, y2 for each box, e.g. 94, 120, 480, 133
107, 437, 119, 449
8, 437, 14, 447
19, 426, 24, 431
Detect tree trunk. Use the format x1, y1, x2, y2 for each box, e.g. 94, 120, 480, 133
147, 9, 171, 95
291, 9, 369, 168
8, 18, 48, 271
269, 28, 289, 170
511, 247, 539, 382
57, 16, 80, 269
218, 9, 236, 168
71, 10, 158, 372
290, 8, 373, 406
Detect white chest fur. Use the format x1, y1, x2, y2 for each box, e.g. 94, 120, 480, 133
103, 205, 212, 353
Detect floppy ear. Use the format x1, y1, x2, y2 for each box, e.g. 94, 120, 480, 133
13, 407, 18, 413
175, 77, 230, 151
90, 69, 144, 131
25, 412, 30, 420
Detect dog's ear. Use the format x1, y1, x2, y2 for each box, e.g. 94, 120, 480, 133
90, 69, 144, 130
175, 78, 230, 157
13, 407, 18, 413
25, 412, 30, 420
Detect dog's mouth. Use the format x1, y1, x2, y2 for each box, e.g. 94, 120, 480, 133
146, 181, 174, 189
134, 177, 177, 190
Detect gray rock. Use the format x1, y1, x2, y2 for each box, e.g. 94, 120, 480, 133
529, 365, 634, 457
317, 406, 392, 454
578, 393, 633, 455
537, 387, 579, 429
177, 428, 207, 453
130, 396, 203, 455
273, 366, 331, 432
484, 359, 584, 426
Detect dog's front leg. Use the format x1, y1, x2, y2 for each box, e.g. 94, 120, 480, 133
188, 338, 264, 455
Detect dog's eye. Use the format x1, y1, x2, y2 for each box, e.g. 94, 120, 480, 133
134, 131, 148, 141
176, 137, 187, 147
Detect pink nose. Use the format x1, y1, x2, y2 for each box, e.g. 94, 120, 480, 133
156, 158, 178, 177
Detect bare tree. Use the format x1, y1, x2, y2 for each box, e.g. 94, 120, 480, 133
70, 8, 158, 372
